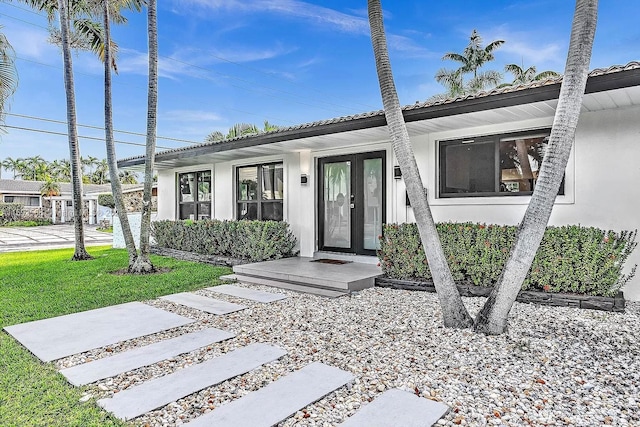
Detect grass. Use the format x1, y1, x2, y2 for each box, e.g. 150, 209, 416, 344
0, 246, 231, 427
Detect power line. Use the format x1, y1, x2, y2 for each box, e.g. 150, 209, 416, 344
3, 124, 173, 150
6, 112, 202, 145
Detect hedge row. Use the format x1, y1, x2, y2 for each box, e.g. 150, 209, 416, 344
0, 203, 24, 225
151, 219, 298, 262
379, 223, 637, 297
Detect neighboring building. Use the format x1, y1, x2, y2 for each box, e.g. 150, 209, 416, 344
118, 62, 640, 300
0, 180, 156, 225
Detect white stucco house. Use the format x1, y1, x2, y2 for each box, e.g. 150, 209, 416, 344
118, 62, 640, 300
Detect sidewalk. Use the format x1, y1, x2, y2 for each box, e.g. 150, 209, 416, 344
0, 224, 112, 252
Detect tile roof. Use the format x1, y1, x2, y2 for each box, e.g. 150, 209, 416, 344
0, 179, 112, 195
118, 61, 640, 165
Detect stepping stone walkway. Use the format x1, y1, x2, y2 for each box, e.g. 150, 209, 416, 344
207, 284, 287, 303
3, 302, 193, 362
97, 343, 287, 421
184, 362, 354, 427
60, 328, 235, 386
338, 388, 449, 427
160, 292, 246, 315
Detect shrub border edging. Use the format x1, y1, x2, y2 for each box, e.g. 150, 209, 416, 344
375, 277, 625, 312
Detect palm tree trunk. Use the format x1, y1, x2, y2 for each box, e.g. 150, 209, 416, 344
102, 0, 138, 268
58, 0, 91, 261
474, 0, 598, 335
368, 0, 472, 328
131, 0, 157, 273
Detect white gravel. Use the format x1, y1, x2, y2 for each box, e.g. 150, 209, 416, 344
58, 285, 640, 427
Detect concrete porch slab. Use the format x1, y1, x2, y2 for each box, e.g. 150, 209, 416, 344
160, 292, 247, 315
60, 327, 235, 386
184, 362, 354, 427
97, 343, 287, 421
338, 388, 449, 426
233, 257, 382, 292
206, 284, 287, 303
3, 302, 194, 362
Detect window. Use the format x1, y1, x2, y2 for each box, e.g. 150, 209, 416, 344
3, 195, 40, 206
439, 130, 564, 198
237, 162, 283, 221
177, 170, 211, 220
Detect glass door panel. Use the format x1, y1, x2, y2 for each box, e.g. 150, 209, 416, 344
323, 161, 351, 249
363, 158, 383, 250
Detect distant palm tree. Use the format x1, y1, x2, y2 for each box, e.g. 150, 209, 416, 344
502, 63, 560, 86
1, 157, 22, 179
118, 170, 138, 184
0, 26, 18, 130
435, 29, 504, 97
205, 121, 279, 143
40, 178, 61, 197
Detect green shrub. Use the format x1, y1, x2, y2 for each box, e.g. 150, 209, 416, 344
151, 219, 298, 262
0, 203, 24, 225
97, 193, 115, 209
378, 223, 636, 297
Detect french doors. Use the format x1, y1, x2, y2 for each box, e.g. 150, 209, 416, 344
318, 151, 385, 256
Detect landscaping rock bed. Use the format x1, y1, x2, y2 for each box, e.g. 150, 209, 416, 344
376, 277, 626, 312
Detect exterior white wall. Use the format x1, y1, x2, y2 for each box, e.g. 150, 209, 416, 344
154, 104, 640, 300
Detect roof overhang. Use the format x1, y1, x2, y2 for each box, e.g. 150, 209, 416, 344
118, 65, 640, 170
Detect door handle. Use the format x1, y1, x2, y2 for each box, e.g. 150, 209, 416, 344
350, 194, 355, 209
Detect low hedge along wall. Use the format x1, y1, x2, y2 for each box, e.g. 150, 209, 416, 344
0, 203, 24, 225
379, 223, 637, 297
151, 219, 298, 262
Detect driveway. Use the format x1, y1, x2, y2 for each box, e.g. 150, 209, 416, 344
0, 224, 112, 252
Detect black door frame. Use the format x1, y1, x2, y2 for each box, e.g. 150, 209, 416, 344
317, 150, 386, 256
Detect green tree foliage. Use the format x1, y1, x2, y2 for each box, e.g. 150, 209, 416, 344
205, 121, 280, 143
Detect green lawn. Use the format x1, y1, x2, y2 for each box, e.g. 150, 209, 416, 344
0, 246, 231, 427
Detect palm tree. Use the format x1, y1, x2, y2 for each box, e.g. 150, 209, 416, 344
502, 63, 560, 86
0, 26, 18, 130
368, 0, 473, 328
40, 177, 61, 197
118, 170, 138, 184
101, 0, 143, 269
435, 29, 504, 97
205, 121, 279, 143
24, 155, 46, 180
1, 157, 22, 179
130, 0, 157, 273
91, 158, 109, 184
475, 0, 598, 335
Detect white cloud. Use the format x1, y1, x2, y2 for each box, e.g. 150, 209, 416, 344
163, 110, 223, 122
3, 25, 59, 62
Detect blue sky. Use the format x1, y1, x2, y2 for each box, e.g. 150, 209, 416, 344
0, 0, 638, 174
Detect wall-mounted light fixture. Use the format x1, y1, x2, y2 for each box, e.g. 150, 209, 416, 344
300, 174, 308, 185
393, 166, 402, 179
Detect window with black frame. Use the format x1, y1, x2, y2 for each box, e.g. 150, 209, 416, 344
439, 130, 564, 198
237, 162, 283, 221
177, 170, 211, 220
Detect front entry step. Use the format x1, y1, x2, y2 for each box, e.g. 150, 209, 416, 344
229, 274, 348, 298
338, 388, 450, 426
184, 362, 354, 427
97, 343, 286, 421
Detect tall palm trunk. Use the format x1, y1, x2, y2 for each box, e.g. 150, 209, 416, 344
131, 0, 157, 273
102, 0, 138, 267
368, 0, 472, 328
475, 0, 598, 335
58, 0, 91, 261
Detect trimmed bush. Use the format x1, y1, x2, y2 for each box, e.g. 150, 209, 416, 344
378, 223, 637, 297
151, 219, 298, 262
97, 193, 115, 209
0, 203, 24, 225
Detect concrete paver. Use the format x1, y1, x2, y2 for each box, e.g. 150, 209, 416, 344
185, 362, 354, 427
161, 292, 247, 315
338, 388, 449, 427
207, 284, 287, 303
60, 328, 236, 386
3, 302, 194, 362
98, 343, 287, 421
